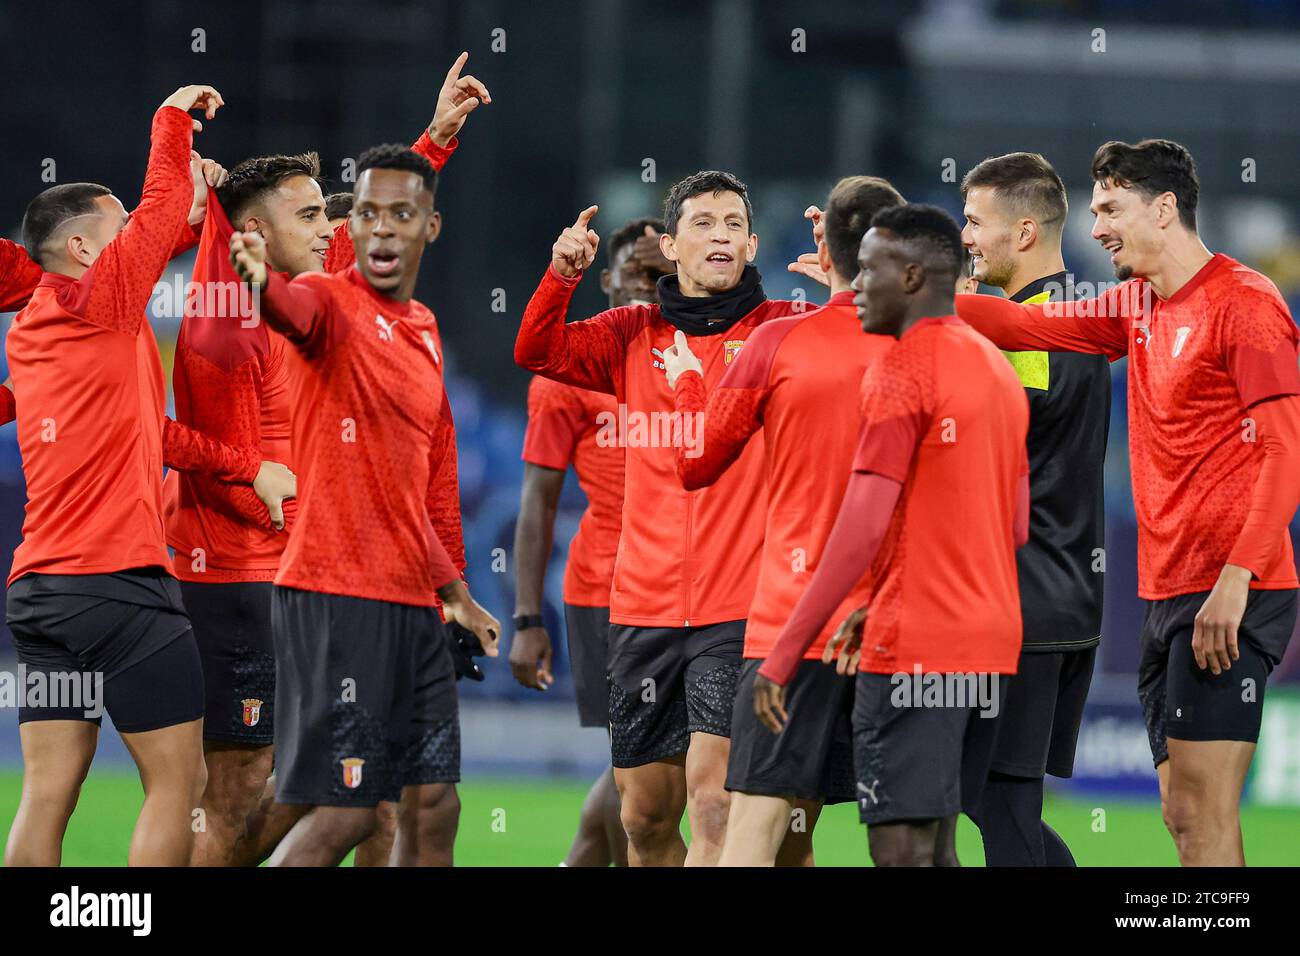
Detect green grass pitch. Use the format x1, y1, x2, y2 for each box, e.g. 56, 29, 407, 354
3, 770, 1297, 866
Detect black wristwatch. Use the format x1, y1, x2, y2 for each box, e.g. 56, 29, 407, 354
513, 613, 545, 631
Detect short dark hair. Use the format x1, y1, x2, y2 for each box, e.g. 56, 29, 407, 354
869, 203, 965, 284
607, 217, 665, 264
1091, 139, 1199, 230
324, 191, 354, 221
21, 182, 113, 269
823, 176, 905, 282
663, 170, 752, 235
960, 152, 1067, 233
216, 152, 322, 225
355, 144, 439, 204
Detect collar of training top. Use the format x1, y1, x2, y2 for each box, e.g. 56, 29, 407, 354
1008, 269, 1071, 303
1010, 270, 1069, 304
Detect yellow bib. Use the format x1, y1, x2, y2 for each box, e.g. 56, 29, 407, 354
1001, 289, 1052, 390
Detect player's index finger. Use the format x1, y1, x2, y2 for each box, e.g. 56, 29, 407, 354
574, 204, 598, 228
445, 51, 468, 83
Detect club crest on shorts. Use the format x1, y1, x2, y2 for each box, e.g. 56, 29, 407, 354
341, 757, 365, 789
723, 339, 745, 364
241, 698, 263, 727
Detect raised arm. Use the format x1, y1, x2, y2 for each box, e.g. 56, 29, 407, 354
955, 286, 1132, 360
323, 52, 484, 273
515, 207, 639, 395
420, 49, 490, 158
170, 151, 229, 258
83, 87, 224, 335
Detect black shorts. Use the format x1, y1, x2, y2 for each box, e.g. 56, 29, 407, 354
852, 670, 1008, 826
6, 568, 203, 733
990, 646, 1096, 779
271, 586, 461, 808
564, 603, 611, 729
607, 620, 744, 769
726, 658, 855, 804
1138, 588, 1297, 766
181, 581, 276, 745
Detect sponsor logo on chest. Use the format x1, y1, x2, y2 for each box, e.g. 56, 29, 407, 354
647, 336, 748, 371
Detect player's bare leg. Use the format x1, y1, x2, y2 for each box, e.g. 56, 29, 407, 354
614, 756, 687, 866
228, 772, 308, 865
683, 732, 731, 866
4, 720, 98, 866
267, 806, 378, 867
720, 793, 822, 866
1160, 739, 1254, 866
565, 765, 625, 866
392, 783, 459, 866
597, 767, 630, 867
354, 799, 398, 866
718, 792, 791, 866
775, 799, 822, 867
191, 742, 274, 866
868, 819, 941, 867
119, 718, 206, 866
933, 815, 960, 866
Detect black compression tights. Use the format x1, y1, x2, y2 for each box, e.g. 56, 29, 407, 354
971, 773, 1076, 867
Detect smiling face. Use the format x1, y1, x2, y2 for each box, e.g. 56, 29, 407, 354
349, 167, 440, 299
242, 174, 333, 277
1090, 178, 1167, 281
960, 185, 1017, 288
661, 190, 756, 296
